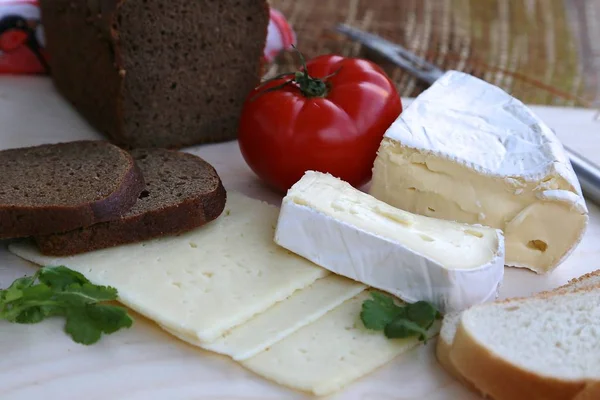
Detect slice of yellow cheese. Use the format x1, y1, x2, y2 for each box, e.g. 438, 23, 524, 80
9, 192, 327, 342
241, 291, 439, 396
200, 275, 366, 360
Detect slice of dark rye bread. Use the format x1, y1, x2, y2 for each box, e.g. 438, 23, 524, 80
0, 141, 145, 239
34, 148, 227, 256
39, 0, 269, 148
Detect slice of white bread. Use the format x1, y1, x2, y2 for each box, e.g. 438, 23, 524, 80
449, 285, 600, 400
436, 311, 467, 385
437, 270, 600, 397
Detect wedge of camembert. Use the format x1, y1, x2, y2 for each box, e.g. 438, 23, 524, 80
275, 171, 505, 313
370, 71, 588, 274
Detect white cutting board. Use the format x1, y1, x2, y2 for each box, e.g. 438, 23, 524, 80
0, 76, 599, 400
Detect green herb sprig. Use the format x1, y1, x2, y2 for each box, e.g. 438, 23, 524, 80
0, 266, 133, 345
360, 292, 441, 342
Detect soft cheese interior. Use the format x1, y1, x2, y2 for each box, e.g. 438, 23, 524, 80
370, 71, 588, 273
276, 171, 505, 313
288, 171, 500, 270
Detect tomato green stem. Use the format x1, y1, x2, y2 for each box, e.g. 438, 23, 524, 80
251, 45, 341, 101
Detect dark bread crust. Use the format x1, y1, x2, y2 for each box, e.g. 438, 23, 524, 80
35, 149, 227, 255
0, 141, 145, 239
40, 0, 269, 149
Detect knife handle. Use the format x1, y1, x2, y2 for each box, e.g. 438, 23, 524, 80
566, 147, 600, 207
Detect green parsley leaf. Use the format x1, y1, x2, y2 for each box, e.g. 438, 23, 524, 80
65, 307, 103, 345
406, 301, 440, 330
359, 291, 439, 343
64, 304, 132, 344
21, 283, 54, 301
0, 274, 37, 303
37, 266, 90, 290
14, 305, 57, 324
54, 283, 118, 305
86, 304, 133, 334
360, 291, 405, 331
384, 317, 429, 341
0, 266, 133, 345
0, 284, 54, 321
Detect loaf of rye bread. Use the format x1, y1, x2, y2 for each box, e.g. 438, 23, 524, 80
35, 148, 227, 255
0, 141, 145, 239
39, 0, 269, 148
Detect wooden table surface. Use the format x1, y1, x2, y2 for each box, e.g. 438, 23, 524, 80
0, 76, 599, 400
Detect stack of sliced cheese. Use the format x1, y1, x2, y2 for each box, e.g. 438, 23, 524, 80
10, 171, 501, 395
9, 192, 437, 396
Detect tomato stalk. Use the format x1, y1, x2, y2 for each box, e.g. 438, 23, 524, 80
252, 46, 341, 100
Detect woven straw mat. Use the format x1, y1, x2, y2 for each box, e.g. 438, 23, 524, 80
268, 0, 600, 108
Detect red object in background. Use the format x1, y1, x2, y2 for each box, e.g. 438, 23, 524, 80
0, 28, 27, 51
264, 8, 296, 63
0, 0, 49, 74
238, 54, 403, 193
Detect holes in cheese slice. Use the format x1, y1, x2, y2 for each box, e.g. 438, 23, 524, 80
465, 229, 484, 238
374, 207, 414, 227
419, 234, 435, 242
527, 240, 548, 252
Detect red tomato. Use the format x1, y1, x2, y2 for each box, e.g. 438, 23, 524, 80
238, 54, 402, 193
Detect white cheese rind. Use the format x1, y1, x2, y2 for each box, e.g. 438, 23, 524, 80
200, 275, 366, 360
9, 192, 327, 342
370, 70, 588, 273
384, 71, 584, 185
241, 291, 440, 396
275, 171, 505, 313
